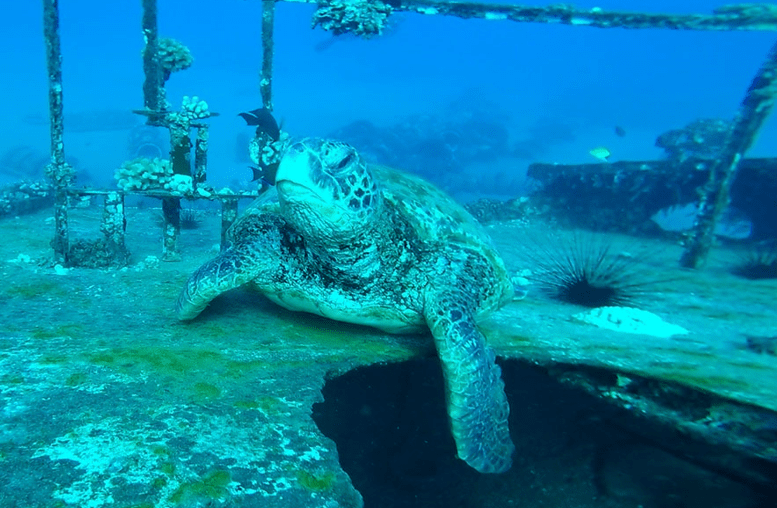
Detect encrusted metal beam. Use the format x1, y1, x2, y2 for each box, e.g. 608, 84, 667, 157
261, 0, 276, 110
680, 39, 777, 268
67, 188, 259, 200
162, 197, 182, 261
220, 199, 240, 251
43, 0, 74, 265
141, 0, 165, 116
194, 125, 209, 186
162, 114, 194, 261
100, 192, 128, 265
286, 0, 777, 32
43, 0, 65, 170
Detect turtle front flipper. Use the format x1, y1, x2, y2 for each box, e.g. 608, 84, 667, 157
425, 293, 514, 473
176, 243, 269, 320
177, 212, 288, 320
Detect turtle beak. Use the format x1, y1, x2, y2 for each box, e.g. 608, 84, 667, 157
275, 143, 312, 188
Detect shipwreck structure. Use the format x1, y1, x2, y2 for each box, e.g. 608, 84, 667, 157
36, 0, 777, 268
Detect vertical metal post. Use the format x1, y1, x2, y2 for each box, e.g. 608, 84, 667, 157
43, 0, 74, 265
169, 122, 192, 176
194, 125, 209, 186
220, 199, 239, 251
141, 0, 165, 116
43, 0, 65, 169
260, 0, 276, 110
680, 40, 777, 268
162, 120, 192, 260
162, 197, 181, 261
100, 192, 128, 265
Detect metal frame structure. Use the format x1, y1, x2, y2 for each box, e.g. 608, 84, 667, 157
40, 0, 777, 268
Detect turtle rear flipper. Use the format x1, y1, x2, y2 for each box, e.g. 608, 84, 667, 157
425, 293, 514, 473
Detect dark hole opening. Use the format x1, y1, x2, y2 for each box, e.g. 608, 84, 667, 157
312, 359, 777, 508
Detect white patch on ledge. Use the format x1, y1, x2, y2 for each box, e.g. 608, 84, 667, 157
574, 306, 689, 338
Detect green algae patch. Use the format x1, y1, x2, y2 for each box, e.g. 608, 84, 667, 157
223, 358, 274, 379
487, 331, 536, 351
1, 374, 25, 385
729, 361, 774, 371
233, 399, 260, 410
31, 324, 84, 340
258, 396, 283, 414
232, 396, 282, 415
296, 470, 336, 491
501, 333, 533, 345
125, 502, 156, 508
169, 470, 231, 505
192, 382, 221, 402
151, 445, 170, 457
159, 461, 176, 476
664, 372, 752, 392
5, 280, 67, 299
87, 346, 226, 378
37, 354, 69, 365
276, 321, 423, 364
151, 447, 176, 479
84, 345, 288, 387
167, 318, 261, 344
669, 348, 718, 360
65, 372, 88, 387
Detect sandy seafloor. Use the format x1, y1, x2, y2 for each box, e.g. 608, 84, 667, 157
0, 201, 775, 508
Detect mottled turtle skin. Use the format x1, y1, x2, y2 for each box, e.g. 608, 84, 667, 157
176, 138, 515, 473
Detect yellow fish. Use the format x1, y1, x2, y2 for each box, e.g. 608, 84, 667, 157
589, 146, 611, 162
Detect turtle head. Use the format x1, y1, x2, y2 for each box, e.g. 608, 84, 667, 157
275, 138, 381, 241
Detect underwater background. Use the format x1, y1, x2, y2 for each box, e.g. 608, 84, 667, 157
1, 1, 777, 508
2, 0, 777, 192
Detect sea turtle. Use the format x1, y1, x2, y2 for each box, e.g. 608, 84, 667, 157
176, 138, 515, 473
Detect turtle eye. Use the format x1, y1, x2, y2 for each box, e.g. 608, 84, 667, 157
335, 153, 354, 171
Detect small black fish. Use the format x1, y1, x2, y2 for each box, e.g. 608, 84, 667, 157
251, 170, 273, 193
249, 165, 265, 182
238, 108, 280, 141
614, 125, 627, 137
249, 163, 279, 186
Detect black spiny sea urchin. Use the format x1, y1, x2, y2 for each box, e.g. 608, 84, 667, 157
526, 231, 657, 308
156, 207, 204, 230
179, 207, 205, 230
731, 241, 777, 280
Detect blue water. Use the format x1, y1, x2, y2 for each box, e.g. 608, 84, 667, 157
2, 1, 775, 190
